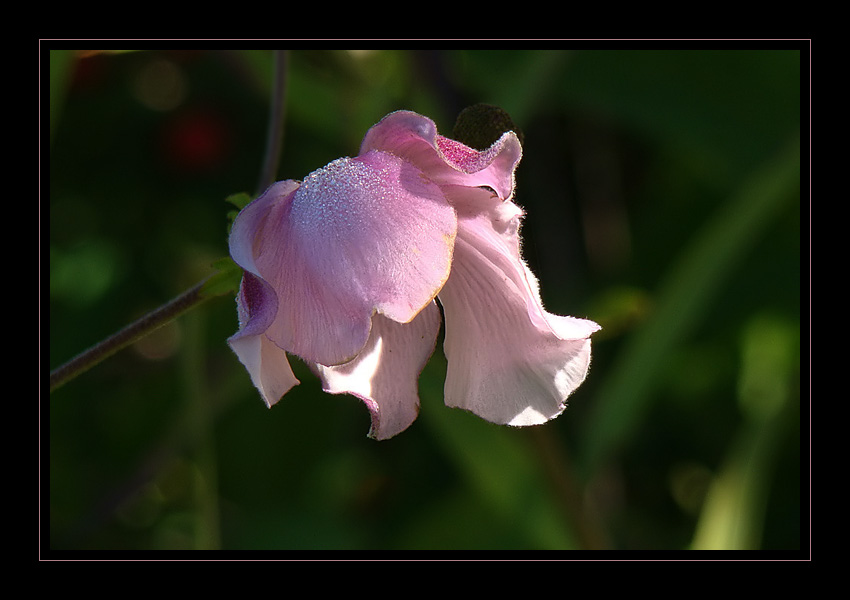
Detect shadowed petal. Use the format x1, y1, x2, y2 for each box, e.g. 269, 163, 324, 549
229, 180, 301, 278
227, 272, 300, 407
315, 302, 442, 440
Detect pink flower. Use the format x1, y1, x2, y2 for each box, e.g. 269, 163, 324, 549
228, 110, 600, 440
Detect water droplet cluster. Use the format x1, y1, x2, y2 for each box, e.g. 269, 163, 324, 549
291, 155, 394, 238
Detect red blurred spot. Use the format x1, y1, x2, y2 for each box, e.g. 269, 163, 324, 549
161, 107, 231, 173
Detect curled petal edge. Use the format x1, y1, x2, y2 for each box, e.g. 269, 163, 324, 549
360, 110, 522, 201
228, 273, 300, 407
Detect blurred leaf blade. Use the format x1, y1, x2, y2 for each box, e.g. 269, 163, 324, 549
690, 313, 799, 550
579, 134, 800, 478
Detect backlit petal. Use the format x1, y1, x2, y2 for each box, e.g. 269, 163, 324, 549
315, 302, 441, 440
439, 188, 600, 426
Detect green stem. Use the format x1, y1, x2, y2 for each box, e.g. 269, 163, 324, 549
256, 49, 289, 195
49, 279, 211, 393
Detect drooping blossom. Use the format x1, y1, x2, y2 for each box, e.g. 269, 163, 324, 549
228, 110, 600, 440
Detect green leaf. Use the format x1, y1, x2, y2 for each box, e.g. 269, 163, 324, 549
225, 192, 253, 235
225, 192, 252, 211
200, 257, 242, 298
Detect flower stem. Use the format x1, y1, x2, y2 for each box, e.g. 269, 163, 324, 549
256, 49, 289, 195
49, 279, 211, 393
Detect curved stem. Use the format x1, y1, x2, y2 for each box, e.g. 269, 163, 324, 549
49, 279, 211, 393
256, 49, 289, 195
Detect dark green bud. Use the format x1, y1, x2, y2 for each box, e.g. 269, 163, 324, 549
451, 103, 524, 150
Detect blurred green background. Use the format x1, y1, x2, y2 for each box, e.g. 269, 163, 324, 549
47, 47, 803, 552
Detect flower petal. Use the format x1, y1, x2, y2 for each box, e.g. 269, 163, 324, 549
229, 180, 301, 278
315, 302, 441, 440
438, 188, 600, 426
434, 133, 522, 200
227, 272, 300, 407
229, 151, 456, 366
360, 110, 522, 200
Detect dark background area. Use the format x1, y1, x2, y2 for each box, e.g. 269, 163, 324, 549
47, 46, 804, 553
